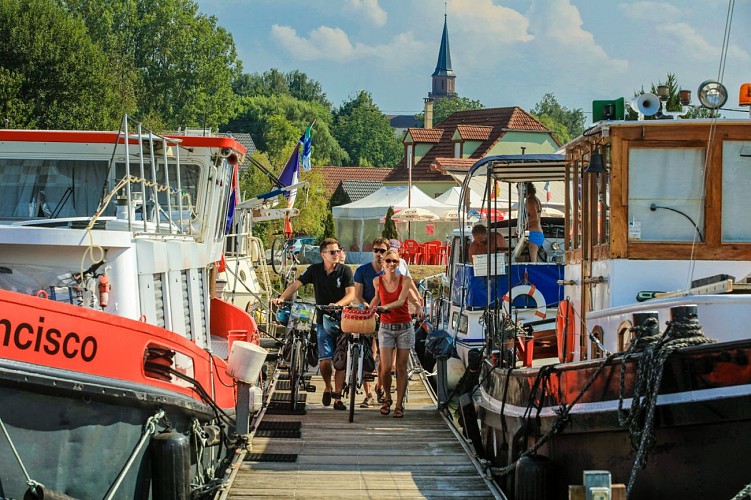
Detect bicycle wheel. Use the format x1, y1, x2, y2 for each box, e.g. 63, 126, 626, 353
348, 344, 360, 423
289, 337, 302, 411
271, 237, 288, 276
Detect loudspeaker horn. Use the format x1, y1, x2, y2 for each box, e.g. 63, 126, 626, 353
635, 93, 661, 117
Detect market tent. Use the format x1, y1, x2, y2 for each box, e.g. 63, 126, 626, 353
333, 185, 452, 263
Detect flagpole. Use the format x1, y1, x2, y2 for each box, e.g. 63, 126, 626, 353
407, 147, 413, 239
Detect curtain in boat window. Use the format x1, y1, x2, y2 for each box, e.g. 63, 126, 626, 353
721, 141, 751, 242
0, 159, 107, 219
628, 148, 705, 242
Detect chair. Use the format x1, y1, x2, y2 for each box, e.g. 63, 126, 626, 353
402, 239, 421, 265
422, 240, 442, 265
438, 243, 450, 266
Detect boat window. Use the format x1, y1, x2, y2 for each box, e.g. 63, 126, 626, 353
628, 148, 705, 242
0, 158, 108, 219
721, 141, 751, 242
451, 311, 459, 330
591, 325, 605, 358
617, 320, 633, 352
458, 313, 468, 335
113, 161, 201, 223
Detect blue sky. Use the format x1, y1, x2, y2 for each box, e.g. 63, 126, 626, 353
198, 0, 750, 123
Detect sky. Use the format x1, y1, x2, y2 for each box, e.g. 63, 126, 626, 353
198, 0, 751, 123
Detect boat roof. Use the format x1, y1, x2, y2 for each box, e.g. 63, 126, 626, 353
445, 154, 566, 193
0, 129, 246, 155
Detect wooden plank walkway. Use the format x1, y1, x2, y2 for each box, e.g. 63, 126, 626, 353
222, 369, 501, 499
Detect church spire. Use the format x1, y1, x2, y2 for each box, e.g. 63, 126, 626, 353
429, 13, 456, 100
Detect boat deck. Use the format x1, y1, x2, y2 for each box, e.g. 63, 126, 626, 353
220, 369, 502, 499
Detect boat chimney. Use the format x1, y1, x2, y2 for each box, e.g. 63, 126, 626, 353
670, 305, 699, 322
424, 98, 434, 129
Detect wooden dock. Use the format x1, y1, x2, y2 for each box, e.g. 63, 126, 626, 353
220, 369, 502, 499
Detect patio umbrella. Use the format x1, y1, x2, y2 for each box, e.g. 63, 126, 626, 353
391, 207, 440, 222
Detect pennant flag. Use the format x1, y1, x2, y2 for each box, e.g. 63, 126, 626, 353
301, 122, 313, 172
225, 163, 240, 234
489, 180, 501, 199
544, 181, 552, 202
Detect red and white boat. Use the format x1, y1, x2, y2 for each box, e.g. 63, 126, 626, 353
0, 118, 259, 499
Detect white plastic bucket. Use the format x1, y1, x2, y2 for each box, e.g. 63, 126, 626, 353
227, 341, 267, 384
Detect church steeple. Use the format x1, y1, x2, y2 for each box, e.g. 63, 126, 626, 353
429, 14, 456, 100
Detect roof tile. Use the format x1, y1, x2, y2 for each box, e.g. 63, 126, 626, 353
406, 128, 443, 143
455, 125, 492, 140
319, 166, 392, 195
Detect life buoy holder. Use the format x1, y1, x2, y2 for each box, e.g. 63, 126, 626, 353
502, 284, 547, 319
556, 300, 576, 362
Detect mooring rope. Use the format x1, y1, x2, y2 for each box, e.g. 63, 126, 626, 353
732, 482, 751, 499
0, 417, 43, 494
617, 315, 716, 498
103, 409, 165, 500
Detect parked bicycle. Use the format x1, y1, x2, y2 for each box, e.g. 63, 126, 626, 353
318, 305, 377, 423
276, 300, 317, 412
270, 235, 299, 276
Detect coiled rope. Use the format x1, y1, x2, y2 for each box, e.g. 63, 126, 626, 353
617, 314, 716, 498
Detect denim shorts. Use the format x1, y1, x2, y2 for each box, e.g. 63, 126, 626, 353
316, 324, 336, 360
378, 323, 415, 350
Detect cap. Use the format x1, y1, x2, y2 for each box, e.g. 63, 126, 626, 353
389, 239, 401, 249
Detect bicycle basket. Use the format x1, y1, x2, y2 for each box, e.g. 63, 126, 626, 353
290, 303, 315, 330
341, 307, 376, 335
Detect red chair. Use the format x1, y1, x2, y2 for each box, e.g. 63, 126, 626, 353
438, 243, 450, 266
402, 239, 421, 265
422, 240, 442, 265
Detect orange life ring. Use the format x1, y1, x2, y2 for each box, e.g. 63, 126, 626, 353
502, 284, 546, 319
556, 300, 576, 362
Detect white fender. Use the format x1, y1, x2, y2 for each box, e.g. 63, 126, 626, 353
502, 284, 547, 319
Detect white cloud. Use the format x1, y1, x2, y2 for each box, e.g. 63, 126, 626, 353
270, 24, 429, 67
618, 2, 682, 19
449, 0, 533, 43
345, 0, 387, 27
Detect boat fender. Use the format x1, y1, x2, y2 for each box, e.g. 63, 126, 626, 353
458, 392, 484, 456
98, 274, 110, 308
514, 454, 553, 500
35, 289, 48, 299
556, 300, 576, 362
503, 285, 546, 319
151, 430, 191, 500
23, 485, 78, 500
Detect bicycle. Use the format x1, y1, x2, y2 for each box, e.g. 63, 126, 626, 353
318, 305, 376, 423
278, 301, 317, 412
270, 235, 299, 276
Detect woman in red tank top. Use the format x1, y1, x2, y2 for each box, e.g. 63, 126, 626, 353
369, 248, 415, 418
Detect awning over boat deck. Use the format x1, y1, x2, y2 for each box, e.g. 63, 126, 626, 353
446, 154, 567, 186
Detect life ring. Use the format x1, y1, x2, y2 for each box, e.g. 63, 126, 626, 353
502, 284, 546, 319
556, 300, 576, 362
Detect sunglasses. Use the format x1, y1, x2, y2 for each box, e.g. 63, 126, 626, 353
373, 248, 387, 254
384, 258, 399, 264
326, 249, 341, 255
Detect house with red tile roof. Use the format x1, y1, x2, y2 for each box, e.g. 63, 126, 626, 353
318, 166, 392, 204
383, 107, 560, 198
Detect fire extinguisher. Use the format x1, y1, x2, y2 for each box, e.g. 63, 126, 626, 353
98, 274, 110, 308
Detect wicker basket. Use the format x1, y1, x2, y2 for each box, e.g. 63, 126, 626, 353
341, 307, 377, 334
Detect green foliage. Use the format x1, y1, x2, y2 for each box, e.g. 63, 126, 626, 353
235, 68, 331, 110
415, 96, 485, 126
333, 91, 402, 167
534, 114, 571, 145
531, 93, 585, 140
60, 0, 243, 130
382, 206, 398, 240
226, 94, 348, 168
323, 205, 336, 239
0, 0, 127, 129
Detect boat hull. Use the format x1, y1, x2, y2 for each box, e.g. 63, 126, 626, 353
478, 341, 751, 499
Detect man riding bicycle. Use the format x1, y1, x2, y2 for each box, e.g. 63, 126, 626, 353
273, 238, 355, 411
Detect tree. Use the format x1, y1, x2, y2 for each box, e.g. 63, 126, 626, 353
0, 0, 127, 129
322, 205, 336, 240
382, 207, 398, 240
63, 0, 243, 130
333, 91, 402, 167
415, 96, 485, 126
531, 93, 585, 140
226, 94, 347, 168
234, 68, 331, 110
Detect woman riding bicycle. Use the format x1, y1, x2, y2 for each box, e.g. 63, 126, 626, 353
369, 248, 415, 419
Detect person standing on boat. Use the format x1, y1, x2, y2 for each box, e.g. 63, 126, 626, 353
369, 248, 416, 419
273, 238, 355, 411
524, 182, 544, 262
468, 223, 507, 258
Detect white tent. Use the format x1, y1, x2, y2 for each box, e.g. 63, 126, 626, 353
333, 185, 453, 263
434, 186, 485, 208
